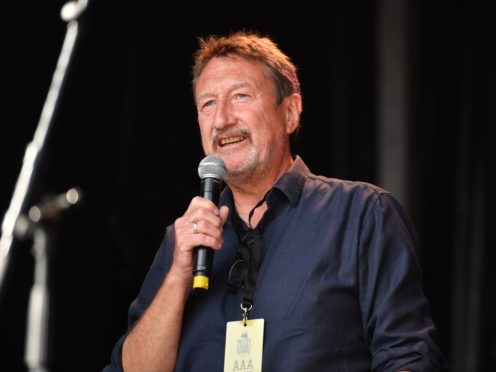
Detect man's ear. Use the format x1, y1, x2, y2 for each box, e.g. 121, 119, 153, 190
284, 93, 302, 134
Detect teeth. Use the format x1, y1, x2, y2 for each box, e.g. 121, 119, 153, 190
220, 136, 243, 146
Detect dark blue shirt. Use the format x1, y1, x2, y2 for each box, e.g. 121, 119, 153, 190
103, 157, 446, 371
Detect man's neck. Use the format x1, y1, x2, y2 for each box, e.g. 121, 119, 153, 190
228, 155, 293, 227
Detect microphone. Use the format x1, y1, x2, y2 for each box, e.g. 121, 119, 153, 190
193, 155, 227, 290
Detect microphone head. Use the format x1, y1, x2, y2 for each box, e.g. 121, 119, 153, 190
198, 155, 227, 181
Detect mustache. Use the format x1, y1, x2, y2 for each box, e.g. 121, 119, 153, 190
211, 128, 251, 146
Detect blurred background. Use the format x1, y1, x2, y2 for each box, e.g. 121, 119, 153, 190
2, 0, 494, 371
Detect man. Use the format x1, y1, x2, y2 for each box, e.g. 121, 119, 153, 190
103, 31, 447, 371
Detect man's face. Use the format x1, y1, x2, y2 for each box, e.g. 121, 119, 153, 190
195, 55, 293, 182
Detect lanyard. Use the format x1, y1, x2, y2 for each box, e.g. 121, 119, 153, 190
228, 195, 267, 323
238, 227, 262, 322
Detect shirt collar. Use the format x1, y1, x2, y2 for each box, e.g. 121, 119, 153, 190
220, 155, 309, 215
270, 155, 309, 207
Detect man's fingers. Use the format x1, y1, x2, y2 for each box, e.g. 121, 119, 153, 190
188, 219, 221, 239
186, 207, 225, 230
185, 196, 220, 215
192, 233, 224, 250
173, 199, 228, 264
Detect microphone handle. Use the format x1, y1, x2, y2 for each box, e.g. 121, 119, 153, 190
192, 177, 223, 290
200, 177, 222, 205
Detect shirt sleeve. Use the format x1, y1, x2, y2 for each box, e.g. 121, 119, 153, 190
101, 227, 175, 372
357, 192, 448, 372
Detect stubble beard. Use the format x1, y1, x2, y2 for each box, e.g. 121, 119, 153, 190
224, 145, 260, 185
225, 140, 281, 190
208, 128, 265, 187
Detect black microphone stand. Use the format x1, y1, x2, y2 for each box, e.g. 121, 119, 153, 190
0, 0, 88, 297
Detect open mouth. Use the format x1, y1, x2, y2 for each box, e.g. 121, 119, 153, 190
218, 135, 246, 148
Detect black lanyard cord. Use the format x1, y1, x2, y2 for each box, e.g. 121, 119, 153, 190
239, 227, 262, 310
228, 193, 268, 313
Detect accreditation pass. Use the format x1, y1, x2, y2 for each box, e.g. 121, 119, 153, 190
224, 319, 264, 372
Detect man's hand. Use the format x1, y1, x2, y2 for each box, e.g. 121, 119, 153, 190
170, 196, 229, 282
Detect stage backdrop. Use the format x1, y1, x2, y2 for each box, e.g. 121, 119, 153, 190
2, 1, 494, 371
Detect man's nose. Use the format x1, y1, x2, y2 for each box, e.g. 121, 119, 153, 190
213, 99, 235, 129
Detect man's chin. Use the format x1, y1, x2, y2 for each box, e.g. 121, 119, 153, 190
225, 160, 257, 181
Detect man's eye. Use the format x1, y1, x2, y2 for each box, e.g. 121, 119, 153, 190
233, 93, 249, 100
201, 100, 215, 110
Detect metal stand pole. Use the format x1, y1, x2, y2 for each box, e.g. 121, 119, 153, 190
0, 0, 88, 297
24, 225, 51, 372
14, 187, 83, 372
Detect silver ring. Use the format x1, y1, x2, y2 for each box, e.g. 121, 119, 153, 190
192, 222, 198, 234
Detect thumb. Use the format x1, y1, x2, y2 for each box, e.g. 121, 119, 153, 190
219, 205, 229, 225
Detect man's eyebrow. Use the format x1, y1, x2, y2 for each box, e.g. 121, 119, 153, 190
197, 82, 251, 102
229, 82, 250, 91
197, 92, 214, 102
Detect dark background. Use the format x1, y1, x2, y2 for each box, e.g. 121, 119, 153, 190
2, 1, 494, 371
